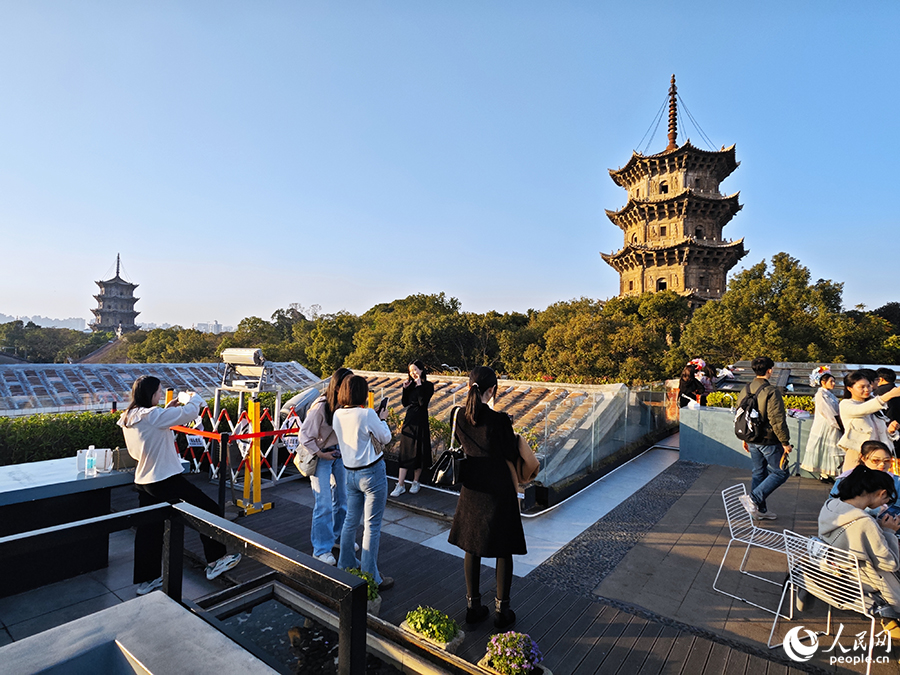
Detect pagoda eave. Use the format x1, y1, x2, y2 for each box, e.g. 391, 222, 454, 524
609, 142, 738, 187
606, 191, 741, 230
601, 238, 747, 273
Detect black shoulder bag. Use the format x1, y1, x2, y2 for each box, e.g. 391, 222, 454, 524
430, 407, 464, 487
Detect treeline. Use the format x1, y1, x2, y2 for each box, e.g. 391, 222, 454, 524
0, 321, 114, 363
7, 253, 900, 383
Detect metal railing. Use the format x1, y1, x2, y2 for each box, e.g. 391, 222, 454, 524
0, 501, 369, 675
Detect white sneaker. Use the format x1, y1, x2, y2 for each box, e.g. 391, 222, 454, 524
315, 552, 337, 565
136, 577, 163, 596
390, 483, 406, 497
409, 481, 421, 494
739, 494, 758, 516
206, 553, 242, 580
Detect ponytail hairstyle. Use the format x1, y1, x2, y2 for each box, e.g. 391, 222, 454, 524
126, 375, 161, 414
837, 464, 897, 504
324, 368, 353, 426
408, 359, 428, 383
465, 366, 498, 425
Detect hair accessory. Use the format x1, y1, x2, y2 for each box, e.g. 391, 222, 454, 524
809, 366, 831, 388
471, 382, 479, 389
688, 358, 706, 370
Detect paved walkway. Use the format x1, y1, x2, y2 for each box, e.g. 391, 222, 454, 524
595, 464, 898, 674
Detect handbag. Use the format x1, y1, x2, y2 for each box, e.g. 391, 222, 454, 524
430, 407, 464, 487
293, 446, 318, 478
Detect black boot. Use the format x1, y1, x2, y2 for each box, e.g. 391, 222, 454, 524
494, 598, 516, 630
466, 595, 489, 624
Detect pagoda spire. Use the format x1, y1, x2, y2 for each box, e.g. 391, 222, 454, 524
665, 74, 678, 152
116, 253, 121, 278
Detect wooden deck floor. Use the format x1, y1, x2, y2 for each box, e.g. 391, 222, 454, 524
112, 478, 814, 675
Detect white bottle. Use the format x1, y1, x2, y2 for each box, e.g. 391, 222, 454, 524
85, 444, 97, 478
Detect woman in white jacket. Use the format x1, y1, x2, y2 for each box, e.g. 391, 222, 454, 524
839, 371, 900, 473
333, 375, 393, 591
119, 375, 240, 595
819, 465, 900, 632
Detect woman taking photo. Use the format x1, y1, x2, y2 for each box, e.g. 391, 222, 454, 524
678, 364, 706, 408
118, 376, 241, 595
839, 370, 900, 473
392, 360, 434, 496
819, 465, 900, 630
447, 366, 525, 629
830, 441, 900, 500
333, 375, 394, 591
800, 368, 842, 481
300, 368, 353, 566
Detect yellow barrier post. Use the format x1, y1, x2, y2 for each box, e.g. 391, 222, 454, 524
236, 398, 273, 516
165, 388, 174, 406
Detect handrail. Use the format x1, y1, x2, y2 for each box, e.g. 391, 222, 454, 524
0, 501, 368, 675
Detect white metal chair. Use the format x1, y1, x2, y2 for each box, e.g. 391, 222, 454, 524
713, 484, 789, 616
768, 530, 876, 674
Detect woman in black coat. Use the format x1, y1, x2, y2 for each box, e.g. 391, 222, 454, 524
391, 360, 434, 496
447, 366, 524, 629
678, 364, 707, 408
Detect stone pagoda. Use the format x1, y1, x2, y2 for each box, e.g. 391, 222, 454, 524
90, 254, 139, 334
601, 76, 747, 308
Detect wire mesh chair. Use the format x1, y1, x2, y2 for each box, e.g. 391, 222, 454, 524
713, 484, 789, 616
768, 530, 876, 674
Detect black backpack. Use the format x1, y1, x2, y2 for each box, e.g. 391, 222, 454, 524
734, 384, 768, 442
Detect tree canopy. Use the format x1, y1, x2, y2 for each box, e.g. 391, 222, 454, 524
7, 252, 899, 382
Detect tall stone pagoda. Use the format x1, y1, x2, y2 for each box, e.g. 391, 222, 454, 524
90, 254, 139, 334
601, 76, 747, 308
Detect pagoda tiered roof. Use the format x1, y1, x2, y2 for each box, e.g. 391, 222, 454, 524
600, 237, 746, 273
95, 274, 138, 290
609, 141, 738, 188
605, 190, 741, 231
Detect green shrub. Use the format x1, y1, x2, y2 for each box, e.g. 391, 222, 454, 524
706, 392, 738, 408
0, 412, 123, 466
405, 606, 459, 643
345, 568, 379, 600
705, 391, 815, 413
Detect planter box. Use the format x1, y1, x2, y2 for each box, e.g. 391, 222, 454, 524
400, 620, 465, 654
367, 596, 382, 617
477, 654, 552, 675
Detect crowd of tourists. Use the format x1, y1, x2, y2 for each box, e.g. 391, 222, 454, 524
730, 356, 900, 637
118, 362, 532, 630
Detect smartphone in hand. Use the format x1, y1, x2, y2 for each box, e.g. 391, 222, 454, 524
377, 398, 388, 415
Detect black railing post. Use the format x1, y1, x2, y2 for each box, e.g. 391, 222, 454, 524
218, 432, 229, 516
163, 516, 184, 602
337, 582, 368, 675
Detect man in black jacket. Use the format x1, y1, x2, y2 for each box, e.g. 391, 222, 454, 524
737, 356, 793, 520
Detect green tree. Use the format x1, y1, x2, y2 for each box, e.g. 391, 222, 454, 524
305, 311, 360, 376
681, 252, 851, 365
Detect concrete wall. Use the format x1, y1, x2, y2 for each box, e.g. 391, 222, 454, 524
679, 406, 811, 471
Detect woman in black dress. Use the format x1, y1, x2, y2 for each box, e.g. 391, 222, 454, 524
678, 364, 707, 408
447, 366, 524, 629
391, 360, 434, 496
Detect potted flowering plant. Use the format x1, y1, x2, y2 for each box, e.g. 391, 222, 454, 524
478, 632, 551, 675
345, 568, 381, 616
400, 606, 465, 653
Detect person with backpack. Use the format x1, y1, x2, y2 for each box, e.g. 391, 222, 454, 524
736, 356, 793, 520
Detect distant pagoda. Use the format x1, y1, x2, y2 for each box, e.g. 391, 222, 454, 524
90, 254, 139, 333
601, 75, 747, 309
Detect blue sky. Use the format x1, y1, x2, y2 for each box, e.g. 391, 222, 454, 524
1, 2, 897, 328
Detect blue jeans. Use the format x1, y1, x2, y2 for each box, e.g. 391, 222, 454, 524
309, 457, 347, 557
749, 443, 789, 513
338, 460, 387, 584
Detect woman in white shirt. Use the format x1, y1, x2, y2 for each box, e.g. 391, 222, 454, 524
801, 370, 842, 480
333, 375, 393, 590
839, 371, 900, 473
119, 375, 240, 595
